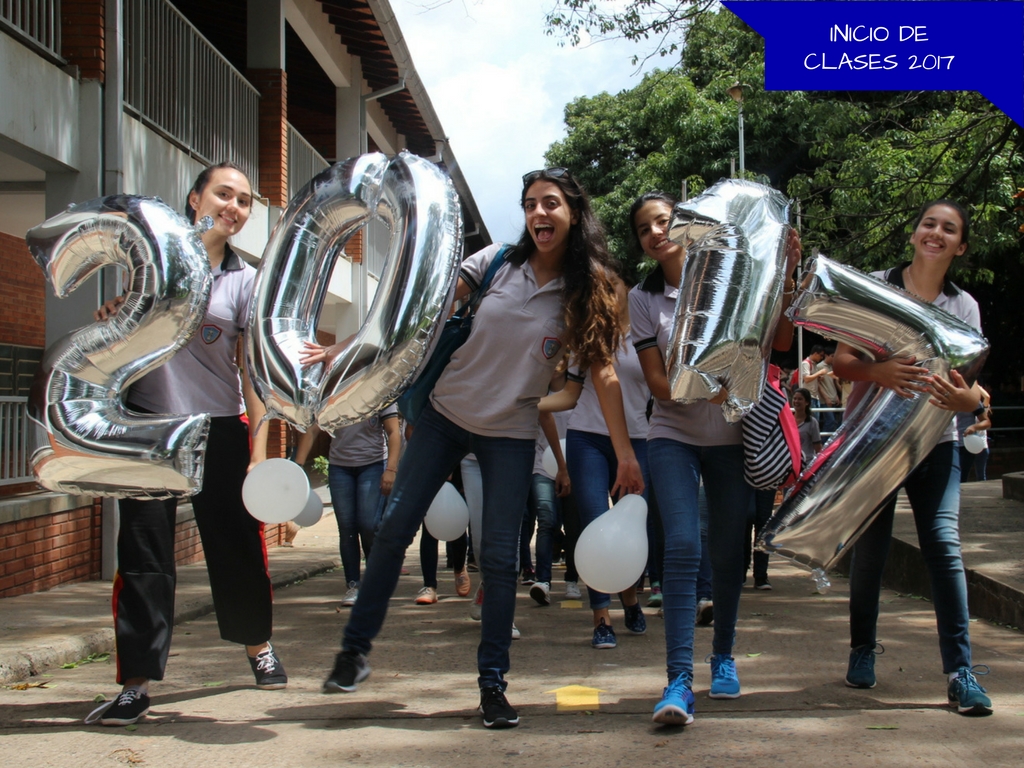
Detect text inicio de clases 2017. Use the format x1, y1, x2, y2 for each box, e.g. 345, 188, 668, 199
803, 24, 954, 71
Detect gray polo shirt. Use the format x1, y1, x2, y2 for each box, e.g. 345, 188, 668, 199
533, 410, 570, 479
129, 247, 254, 417
566, 330, 650, 440
628, 269, 742, 446
431, 244, 568, 439
846, 264, 982, 445
327, 404, 398, 466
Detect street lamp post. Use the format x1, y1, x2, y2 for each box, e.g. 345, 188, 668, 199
727, 82, 748, 178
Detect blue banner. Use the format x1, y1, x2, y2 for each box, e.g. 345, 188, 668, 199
722, 1, 1024, 126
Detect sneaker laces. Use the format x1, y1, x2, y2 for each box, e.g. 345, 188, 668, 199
253, 645, 279, 674
664, 671, 692, 697
707, 653, 737, 677
954, 664, 990, 694
851, 642, 884, 671
84, 686, 145, 724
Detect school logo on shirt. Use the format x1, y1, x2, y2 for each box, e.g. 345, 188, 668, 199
542, 337, 562, 359
201, 324, 222, 344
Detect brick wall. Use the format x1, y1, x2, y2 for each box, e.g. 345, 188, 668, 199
0, 233, 46, 349
61, 0, 105, 81
0, 500, 102, 598
249, 68, 289, 207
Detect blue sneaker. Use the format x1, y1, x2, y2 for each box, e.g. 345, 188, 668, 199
947, 665, 993, 716
845, 643, 884, 689
591, 618, 617, 649
623, 602, 647, 635
708, 653, 741, 699
653, 673, 694, 725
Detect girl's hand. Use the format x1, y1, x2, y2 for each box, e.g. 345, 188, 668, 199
610, 455, 644, 499
299, 341, 331, 367
380, 468, 396, 495
555, 467, 571, 497
927, 369, 977, 412
874, 356, 930, 398
785, 228, 803, 277
94, 295, 125, 322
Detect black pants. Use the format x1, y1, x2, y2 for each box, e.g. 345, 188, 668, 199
113, 416, 273, 682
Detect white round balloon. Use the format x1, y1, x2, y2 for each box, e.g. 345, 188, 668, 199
963, 431, 987, 455
541, 438, 567, 478
424, 481, 470, 541
293, 489, 325, 527
575, 494, 649, 595
242, 458, 311, 524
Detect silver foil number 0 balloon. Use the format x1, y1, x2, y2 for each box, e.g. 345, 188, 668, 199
666, 179, 792, 422
757, 256, 988, 582
246, 151, 463, 433
26, 197, 213, 498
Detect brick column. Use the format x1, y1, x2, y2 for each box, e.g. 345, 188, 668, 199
61, 0, 105, 81
248, 69, 289, 207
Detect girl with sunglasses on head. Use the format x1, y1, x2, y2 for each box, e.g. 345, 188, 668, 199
302, 167, 643, 729
836, 199, 992, 716
627, 191, 801, 726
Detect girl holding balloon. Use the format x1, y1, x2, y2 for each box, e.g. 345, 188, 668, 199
303, 167, 643, 729
835, 199, 992, 716
627, 191, 801, 725
86, 163, 286, 727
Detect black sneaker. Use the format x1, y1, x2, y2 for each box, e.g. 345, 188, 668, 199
479, 685, 519, 728
323, 650, 371, 693
85, 687, 150, 726
249, 643, 288, 689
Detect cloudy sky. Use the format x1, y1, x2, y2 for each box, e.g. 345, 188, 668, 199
390, 0, 659, 243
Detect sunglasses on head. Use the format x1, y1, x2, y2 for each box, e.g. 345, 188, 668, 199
522, 167, 574, 187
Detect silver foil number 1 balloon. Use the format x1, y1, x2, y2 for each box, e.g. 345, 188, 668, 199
26, 197, 213, 498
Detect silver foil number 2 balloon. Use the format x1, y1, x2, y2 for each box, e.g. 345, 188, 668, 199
757, 256, 989, 587
246, 151, 463, 433
26, 197, 213, 498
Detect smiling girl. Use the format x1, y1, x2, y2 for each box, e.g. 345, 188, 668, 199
835, 199, 993, 716
307, 168, 643, 729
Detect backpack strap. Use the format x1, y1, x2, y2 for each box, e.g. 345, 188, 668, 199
460, 244, 511, 317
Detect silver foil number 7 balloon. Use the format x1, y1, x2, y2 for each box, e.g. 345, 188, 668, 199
246, 151, 463, 433
26, 197, 213, 498
757, 255, 989, 587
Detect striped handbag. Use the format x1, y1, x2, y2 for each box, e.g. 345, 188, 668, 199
742, 364, 802, 490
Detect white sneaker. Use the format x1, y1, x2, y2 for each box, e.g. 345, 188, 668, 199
470, 584, 484, 621
341, 582, 359, 607
565, 581, 582, 600
529, 581, 551, 606
511, 622, 521, 640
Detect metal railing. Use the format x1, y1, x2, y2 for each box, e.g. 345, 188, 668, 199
123, 0, 260, 192
287, 123, 329, 202
0, 396, 31, 486
0, 0, 62, 61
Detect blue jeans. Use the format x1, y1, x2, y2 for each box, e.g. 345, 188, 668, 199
328, 462, 386, 586
342, 404, 534, 690
648, 438, 755, 682
528, 474, 560, 585
696, 485, 712, 601
849, 442, 970, 673
566, 429, 650, 611
959, 445, 989, 483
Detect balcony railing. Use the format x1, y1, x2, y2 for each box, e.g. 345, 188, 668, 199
0, 396, 31, 486
123, 0, 260, 192
0, 0, 62, 61
287, 123, 330, 202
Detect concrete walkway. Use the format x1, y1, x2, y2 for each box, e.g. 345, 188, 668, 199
0, 481, 1022, 767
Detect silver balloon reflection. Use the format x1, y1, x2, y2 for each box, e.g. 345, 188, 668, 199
666, 179, 792, 422
757, 256, 988, 578
26, 196, 213, 498
246, 151, 463, 433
